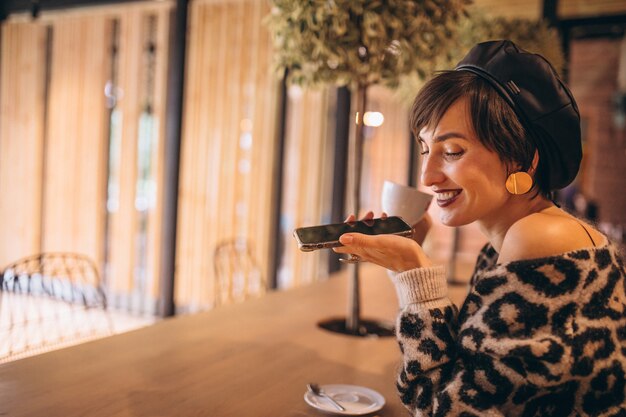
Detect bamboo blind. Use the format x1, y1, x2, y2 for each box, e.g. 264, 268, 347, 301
145, 8, 170, 302
0, 2, 171, 315
0, 22, 47, 268
176, 0, 279, 310
106, 6, 170, 309
108, 11, 141, 295
41, 15, 112, 269
277, 87, 334, 289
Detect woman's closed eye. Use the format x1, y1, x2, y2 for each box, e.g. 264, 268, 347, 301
444, 150, 464, 159
417, 138, 466, 159
419, 148, 464, 159
441, 143, 466, 158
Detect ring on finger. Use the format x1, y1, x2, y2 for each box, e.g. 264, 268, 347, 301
339, 254, 361, 264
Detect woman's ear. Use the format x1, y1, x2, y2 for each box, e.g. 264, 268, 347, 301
530, 150, 540, 174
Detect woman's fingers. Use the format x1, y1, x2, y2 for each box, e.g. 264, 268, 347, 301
334, 232, 431, 272
336, 211, 431, 271
344, 211, 378, 222
361, 211, 374, 221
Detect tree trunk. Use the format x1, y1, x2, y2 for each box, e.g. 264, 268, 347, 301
346, 83, 368, 334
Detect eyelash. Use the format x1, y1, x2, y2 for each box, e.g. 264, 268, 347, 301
444, 151, 464, 158
418, 150, 464, 158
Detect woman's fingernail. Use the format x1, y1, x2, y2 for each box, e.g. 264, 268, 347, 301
340, 235, 353, 244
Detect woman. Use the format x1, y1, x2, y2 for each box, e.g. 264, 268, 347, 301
334, 40, 626, 416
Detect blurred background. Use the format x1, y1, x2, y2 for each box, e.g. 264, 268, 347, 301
1, 0, 625, 327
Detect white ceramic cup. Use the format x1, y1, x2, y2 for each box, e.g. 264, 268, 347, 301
381, 180, 433, 226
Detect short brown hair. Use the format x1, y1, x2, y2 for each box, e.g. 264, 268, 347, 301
410, 70, 550, 197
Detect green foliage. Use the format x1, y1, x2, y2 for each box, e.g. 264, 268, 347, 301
395, 8, 565, 104
265, 0, 471, 89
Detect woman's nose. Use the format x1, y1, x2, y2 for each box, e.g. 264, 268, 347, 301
420, 156, 445, 187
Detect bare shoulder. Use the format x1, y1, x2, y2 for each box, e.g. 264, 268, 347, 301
498, 211, 605, 263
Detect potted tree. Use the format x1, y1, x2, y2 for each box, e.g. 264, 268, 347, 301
266, 0, 470, 335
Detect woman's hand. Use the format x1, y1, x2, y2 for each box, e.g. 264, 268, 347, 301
333, 211, 432, 273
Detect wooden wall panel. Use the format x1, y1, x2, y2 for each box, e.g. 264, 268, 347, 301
471, 0, 542, 19
177, 0, 279, 310
559, 0, 626, 18
42, 15, 112, 269
471, 0, 626, 20
0, 22, 47, 268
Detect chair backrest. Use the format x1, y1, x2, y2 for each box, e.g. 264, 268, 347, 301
213, 239, 265, 306
0, 253, 113, 362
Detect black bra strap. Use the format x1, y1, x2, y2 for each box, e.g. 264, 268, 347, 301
578, 221, 597, 247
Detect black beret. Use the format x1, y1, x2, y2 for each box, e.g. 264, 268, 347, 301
455, 40, 582, 191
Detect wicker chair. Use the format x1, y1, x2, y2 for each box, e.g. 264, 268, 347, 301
0, 253, 113, 362
213, 239, 265, 306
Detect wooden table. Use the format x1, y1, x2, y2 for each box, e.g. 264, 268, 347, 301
0, 264, 455, 417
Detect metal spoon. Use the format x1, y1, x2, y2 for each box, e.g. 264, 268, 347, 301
307, 383, 345, 411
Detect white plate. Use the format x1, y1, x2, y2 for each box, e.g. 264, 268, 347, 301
303, 384, 385, 415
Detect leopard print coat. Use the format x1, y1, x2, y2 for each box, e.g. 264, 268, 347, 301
390, 239, 626, 416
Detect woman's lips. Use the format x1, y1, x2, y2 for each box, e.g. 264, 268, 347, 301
436, 190, 461, 207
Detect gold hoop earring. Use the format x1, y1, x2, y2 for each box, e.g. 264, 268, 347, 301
505, 172, 533, 195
